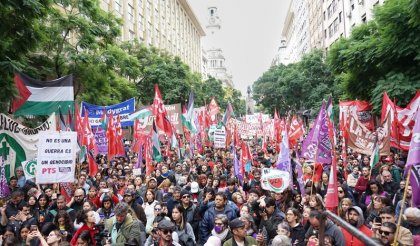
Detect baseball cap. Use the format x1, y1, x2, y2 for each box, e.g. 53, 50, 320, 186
229, 218, 245, 229
157, 220, 175, 230
190, 182, 199, 193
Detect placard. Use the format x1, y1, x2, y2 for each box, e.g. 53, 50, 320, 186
261, 168, 290, 193
214, 127, 226, 149
36, 131, 77, 184
81, 98, 135, 128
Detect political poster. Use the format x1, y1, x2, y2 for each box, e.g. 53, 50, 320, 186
339, 100, 375, 131
93, 128, 108, 155
0, 113, 56, 179
81, 98, 135, 128
136, 103, 183, 135
261, 168, 290, 193
21, 159, 37, 179
36, 131, 77, 184
214, 127, 226, 148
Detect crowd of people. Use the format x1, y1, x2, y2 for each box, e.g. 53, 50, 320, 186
0, 137, 419, 246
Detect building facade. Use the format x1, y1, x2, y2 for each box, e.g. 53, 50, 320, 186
273, 0, 384, 65
323, 0, 384, 49
272, 0, 310, 66
99, 0, 205, 73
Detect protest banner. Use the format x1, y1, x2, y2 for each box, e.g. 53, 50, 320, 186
261, 168, 290, 193
347, 111, 391, 156
36, 131, 77, 184
214, 127, 226, 148
81, 98, 135, 128
0, 113, 56, 179
339, 100, 375, 131
136, 103, 183, 135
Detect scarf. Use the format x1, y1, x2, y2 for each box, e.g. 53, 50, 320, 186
211, 228, 229, 241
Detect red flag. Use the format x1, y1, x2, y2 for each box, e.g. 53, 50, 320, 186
60, 183, 73, 203
208, 97, 220, 125
81, 109, 98, 155
381, 91, 420, 150
325, 111, 339, 211
288, 115, 304, 148
11, 74, 32, 112
107, 112, 116, 160
274, 109, 281, 152
88, 152, 98, 177
115, 115, 125, 156
240, 142, 250, 177
152, 84, 173, 136
144, 137, 153, 176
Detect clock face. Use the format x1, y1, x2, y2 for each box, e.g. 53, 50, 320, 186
209, 17, 215, 24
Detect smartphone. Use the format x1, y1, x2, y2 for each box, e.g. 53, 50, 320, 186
31, 225, 38, 232
258, 229, 262, 234
102, 188, 110, 193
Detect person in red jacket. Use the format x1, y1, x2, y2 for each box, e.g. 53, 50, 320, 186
70, 210, 99, 246
340, 206, 372, 246
354, 166, 371, 198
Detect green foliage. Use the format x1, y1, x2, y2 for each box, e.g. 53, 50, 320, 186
327, 0, 420, 112
0, 0, 52, 112
253, 50, 337, 116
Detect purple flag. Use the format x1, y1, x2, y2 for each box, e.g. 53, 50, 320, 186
276, 128, 293, 188
301, 102, 332, 163
135, 143, 143, 169
407, 109, 420, 206
294, 157, 306, 196
0, 157, 10, 198
233, 147, 243, 185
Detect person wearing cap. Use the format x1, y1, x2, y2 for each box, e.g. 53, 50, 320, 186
156, 219, 182, 246
123, 190, 147, 225
223, 218, 264, 246
105, 202, 144, 246
340, 206, 372, 246
174, 163, 183, 184
179, 189, 199, 235
139, 177, 163, 202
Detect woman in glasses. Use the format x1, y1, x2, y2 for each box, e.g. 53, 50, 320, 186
207, 214, 232, 245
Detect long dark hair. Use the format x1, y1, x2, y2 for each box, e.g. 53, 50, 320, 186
37, 193, 50, 210
171, 204, 186, 230
366, 180, 384, 196
54, 210, 74, 232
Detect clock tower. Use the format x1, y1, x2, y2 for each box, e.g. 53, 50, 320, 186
206, 7, 221, 35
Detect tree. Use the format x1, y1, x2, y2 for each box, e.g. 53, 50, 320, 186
0, 0, 52, 111
253, 50, 337, 116
328, 0, 420, 112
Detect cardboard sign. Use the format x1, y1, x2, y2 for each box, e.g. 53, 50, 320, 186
36, 131, 77, 184
214, 127, 226, 149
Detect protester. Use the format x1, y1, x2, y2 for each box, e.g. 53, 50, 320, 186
340, 206, 372, 246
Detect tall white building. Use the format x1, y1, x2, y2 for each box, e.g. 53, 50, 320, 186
202, 6, 234, 88
272, 0, 310, 66
99, 0, 205, 73
323, 0, 384, 49
273, 0, 384, 64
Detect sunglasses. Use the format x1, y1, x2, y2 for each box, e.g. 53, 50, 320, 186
161, 229, 172, 235
182, 195, 190, 199
154, 208, 162, 211
338, 190, 344, 193
379, 230, 393, 236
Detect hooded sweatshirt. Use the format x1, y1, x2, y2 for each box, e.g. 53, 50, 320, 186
340, 206, 373, 246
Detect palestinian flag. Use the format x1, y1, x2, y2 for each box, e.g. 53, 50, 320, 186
182, 92, 196, 133
370, 135, 380, 170
151, 121, 162, 162
12, 73, 74, 116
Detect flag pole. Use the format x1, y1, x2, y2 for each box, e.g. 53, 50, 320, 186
393, 166, 411, 246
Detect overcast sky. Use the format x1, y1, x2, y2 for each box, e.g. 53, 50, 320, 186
188, 0, 291, 97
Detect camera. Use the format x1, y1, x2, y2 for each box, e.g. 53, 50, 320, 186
94, 223, 110, 246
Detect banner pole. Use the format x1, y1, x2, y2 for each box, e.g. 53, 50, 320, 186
393, 166, 411, 246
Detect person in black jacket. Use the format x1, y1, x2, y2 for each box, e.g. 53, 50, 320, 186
285, 208, 305, 246
257, 197, 283, 240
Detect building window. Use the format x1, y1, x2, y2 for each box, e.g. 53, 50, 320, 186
339, 12, 342, 23
361, 13, 367, 23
